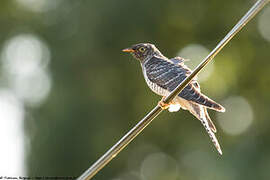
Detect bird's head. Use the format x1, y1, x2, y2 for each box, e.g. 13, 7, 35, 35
122, 43, 162, 62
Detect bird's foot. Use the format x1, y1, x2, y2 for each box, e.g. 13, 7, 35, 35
158, 97, 170, 110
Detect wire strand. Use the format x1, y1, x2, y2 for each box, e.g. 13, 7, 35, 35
77, 0, 269, 179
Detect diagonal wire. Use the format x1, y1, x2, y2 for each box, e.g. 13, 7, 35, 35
77, 0, 270, 179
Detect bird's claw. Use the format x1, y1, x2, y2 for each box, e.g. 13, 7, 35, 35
158, 99, 170, 110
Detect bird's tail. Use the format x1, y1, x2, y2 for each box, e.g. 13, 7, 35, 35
198, 93, 225, 112
179, 99, 222, 155
187, 86, 225, 112
203, 107, 217, 133
200, 109, 222, 155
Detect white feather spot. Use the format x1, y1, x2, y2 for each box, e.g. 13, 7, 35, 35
168, 103, 181, 112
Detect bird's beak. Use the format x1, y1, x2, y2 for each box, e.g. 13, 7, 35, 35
122, 48, 135, 53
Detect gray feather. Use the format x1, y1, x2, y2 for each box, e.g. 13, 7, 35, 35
144, 56, 225, 112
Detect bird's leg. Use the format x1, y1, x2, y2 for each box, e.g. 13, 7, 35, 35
158, 97, 171, 110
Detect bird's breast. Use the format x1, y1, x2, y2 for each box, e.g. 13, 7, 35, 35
142, 66, 169, 97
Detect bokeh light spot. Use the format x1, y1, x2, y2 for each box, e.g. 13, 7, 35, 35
140, 152, 178, 180
11, 68, 52, 106
15, 0, 62, 13
0, 90, 24, 175
177, 44, 214, 82
217, 96, 253, 135
258, 6, 270, 42
1, 34, 50, 76
1, 33, 52, 107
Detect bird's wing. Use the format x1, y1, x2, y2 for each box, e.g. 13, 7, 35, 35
145, 56, 188, 92
170, 56, 198, 85
145, 56, 225, 112
145, 56, 198, 94
170, 56, 189, 66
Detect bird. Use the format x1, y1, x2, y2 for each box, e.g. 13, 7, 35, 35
122, 43, 225, 155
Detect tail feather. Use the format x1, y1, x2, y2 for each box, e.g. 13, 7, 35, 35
192, 88, 225, 112
204, 107, 217, 133
177, 98, 222, 155
200, 114, 223, 155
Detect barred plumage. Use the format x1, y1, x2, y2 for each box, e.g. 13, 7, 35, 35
143, 56, 225, 112
123, 43, 225, 155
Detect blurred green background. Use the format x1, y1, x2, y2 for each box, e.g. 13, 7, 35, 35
0, 0, 270, 179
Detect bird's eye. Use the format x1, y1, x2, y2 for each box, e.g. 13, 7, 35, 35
139, 47, 146, 52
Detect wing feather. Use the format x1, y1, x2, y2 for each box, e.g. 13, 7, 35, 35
144, 56, 225, 112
